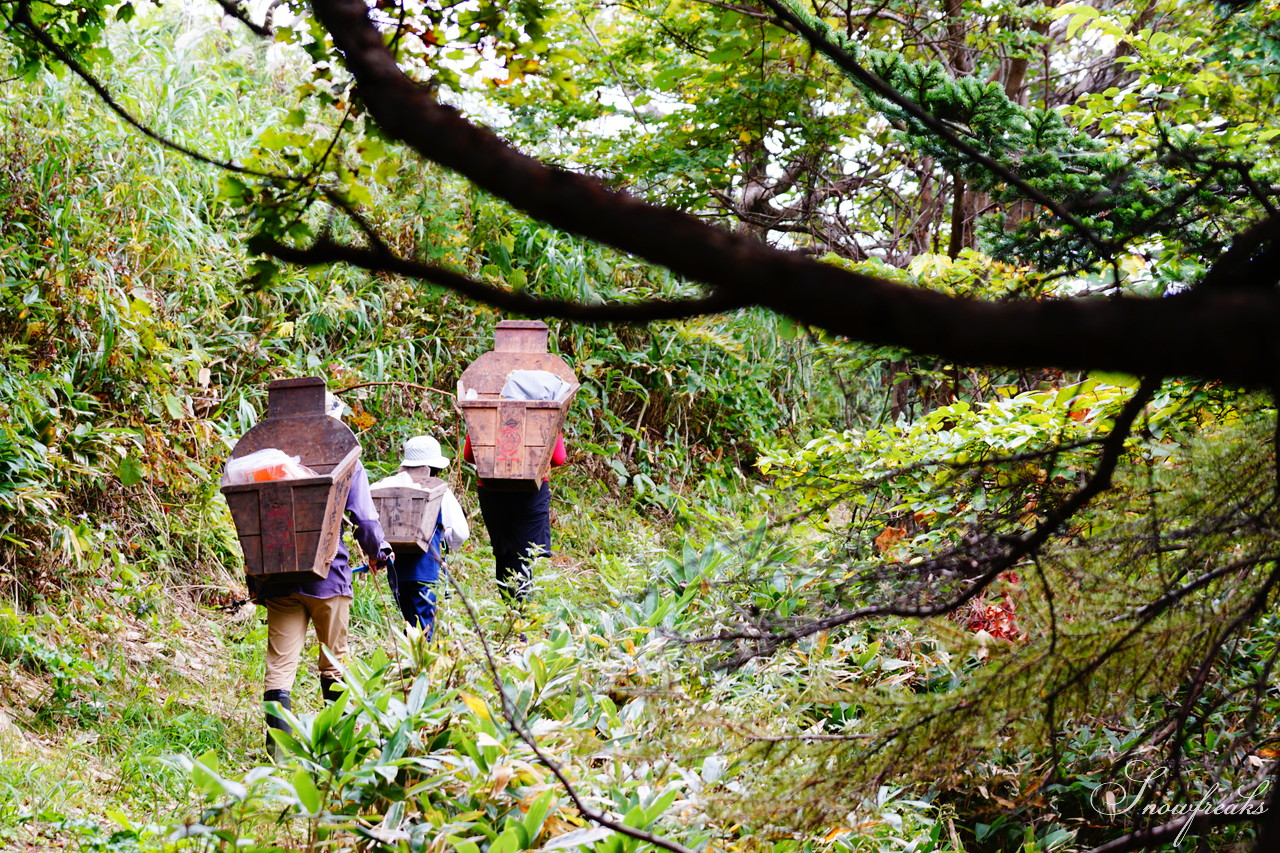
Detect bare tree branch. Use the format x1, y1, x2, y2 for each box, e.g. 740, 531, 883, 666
335, 380, 455, 400
257, 236, 749, 323
212, 0, 274, 37
1127, 555, 1275, 622
446, 576, 699, 853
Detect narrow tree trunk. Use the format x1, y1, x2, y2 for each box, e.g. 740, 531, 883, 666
943, 0, 972, 75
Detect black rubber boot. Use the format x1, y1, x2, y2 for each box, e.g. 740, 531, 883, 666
263, 689, 291, 758
320, 677, 343, 704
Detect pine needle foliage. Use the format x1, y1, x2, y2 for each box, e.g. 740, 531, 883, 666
773, 0, 1280, 273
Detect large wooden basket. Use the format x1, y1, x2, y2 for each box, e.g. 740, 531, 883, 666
220, 377, 362, 584
372, 473, 448, 551
457, 321, 578, 490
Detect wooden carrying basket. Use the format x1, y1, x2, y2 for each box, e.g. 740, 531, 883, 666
220, 377, 362, 584
457, 320, 578, 490
372, 474, 448, 552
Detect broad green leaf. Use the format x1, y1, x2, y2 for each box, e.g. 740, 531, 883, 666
117, 455, 145, 487
292, 768, 322, 814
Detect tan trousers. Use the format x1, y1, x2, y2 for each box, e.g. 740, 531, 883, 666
263, 594, 352, 692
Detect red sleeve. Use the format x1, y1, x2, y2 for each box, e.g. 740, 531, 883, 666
463, 434, 474, 463
551, 434, 567, 467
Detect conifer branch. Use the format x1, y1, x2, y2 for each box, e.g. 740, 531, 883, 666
756, 0, 1113, 260
680, 379, 1160, 659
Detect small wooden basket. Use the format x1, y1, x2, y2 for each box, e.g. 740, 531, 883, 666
220, 377, 361, 584
456, 321, 578, 490
372, 475, 448, 552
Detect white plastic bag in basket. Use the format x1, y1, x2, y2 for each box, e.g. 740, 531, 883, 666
221, 448, 318, 486
369, 471, 419, 491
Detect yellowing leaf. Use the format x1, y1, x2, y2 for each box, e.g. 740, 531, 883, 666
908, 252, 952, 279
350, 407, 376, 431
460, 691, 491, 719
490, 763, 514, 795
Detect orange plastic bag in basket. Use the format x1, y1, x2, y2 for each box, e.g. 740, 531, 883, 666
222, 448, 318, 486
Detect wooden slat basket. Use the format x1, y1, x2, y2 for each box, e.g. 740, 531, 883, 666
372, 473, 448, 552
220, 377, 362, 584
457, 321, 578, 490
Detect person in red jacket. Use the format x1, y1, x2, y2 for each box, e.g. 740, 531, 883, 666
464, 433, 566, 601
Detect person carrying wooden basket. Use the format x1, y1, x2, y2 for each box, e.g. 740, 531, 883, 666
374, 435, 470, 637
252, 392, 391, 747
456, 320, 578, 605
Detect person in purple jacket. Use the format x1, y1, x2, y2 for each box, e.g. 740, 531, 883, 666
253, 392, 391, 753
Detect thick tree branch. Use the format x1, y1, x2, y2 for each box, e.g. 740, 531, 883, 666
1198, 213, 1280, 291
212, 0, 274, 36
258, 236, 748, 322
308, 0, 1280, 387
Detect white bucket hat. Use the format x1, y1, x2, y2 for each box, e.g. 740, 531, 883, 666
401, 435, 450, 468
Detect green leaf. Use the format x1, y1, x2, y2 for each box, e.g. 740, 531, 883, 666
217, 174, 248, 202
117, 455, 145, 487
490, 827, 522, 853
1056, 5, 1100, 39
521, 789, 556, 843
646, 788, 680, 820
293, 768, 322, 814
621, 803, 647, 829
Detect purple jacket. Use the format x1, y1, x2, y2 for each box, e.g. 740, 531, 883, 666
253, 461, 385, 601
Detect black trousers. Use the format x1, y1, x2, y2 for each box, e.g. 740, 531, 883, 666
477, 481, 551, 601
